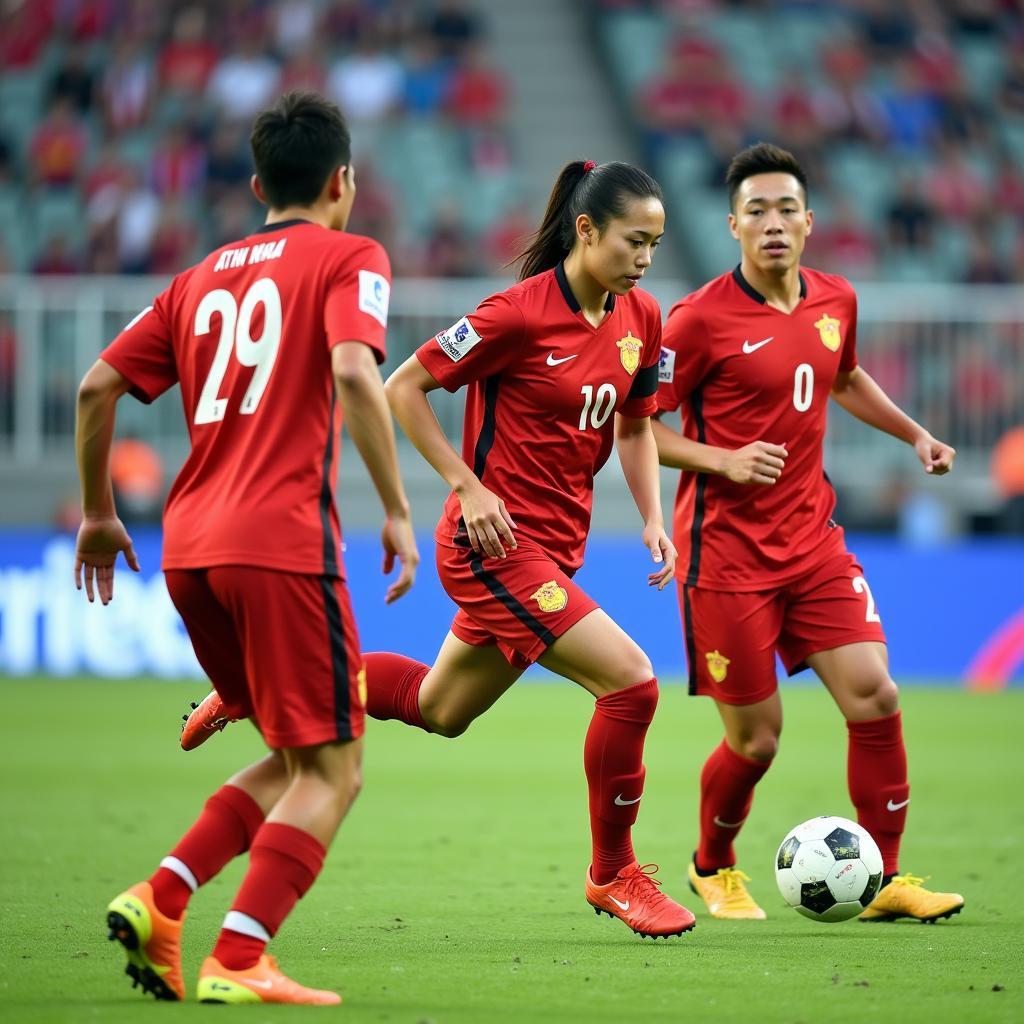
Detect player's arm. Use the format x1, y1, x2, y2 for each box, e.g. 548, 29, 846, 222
831, 366, 955, 475
384, 354, 516, 560
332, 341, 418, 602
74, 358, 141, 604
615, 413, 676, 590
651, 415, 788, 485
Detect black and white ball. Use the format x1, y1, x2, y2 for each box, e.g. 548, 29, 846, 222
775, 816, 884, 922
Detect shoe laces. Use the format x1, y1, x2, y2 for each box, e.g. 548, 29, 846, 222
889, 873, 929, 889
715, 867, 753, 900
624, 863, 672, 909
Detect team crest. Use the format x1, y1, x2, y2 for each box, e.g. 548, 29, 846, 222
705, 650, 730, 683
814, 314, 842, 352
357, 666, 368, 707
531, 580, 568, 613
616, 331, 643, 375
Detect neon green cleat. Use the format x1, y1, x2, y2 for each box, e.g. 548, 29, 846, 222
106, 882, 185, 1000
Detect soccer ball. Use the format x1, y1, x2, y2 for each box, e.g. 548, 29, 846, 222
775, 816, 883, 922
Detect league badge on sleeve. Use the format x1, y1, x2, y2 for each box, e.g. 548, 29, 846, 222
359, 270, 391, 327
658, 347, 676, 384
435, 316, 482, 362
616, 331, 643, 375
814, 314, 842, 352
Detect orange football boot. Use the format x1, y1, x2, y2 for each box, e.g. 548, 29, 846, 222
197, 954, 341, 1005
586, 861, 696, 938
180, 690, 232, 751
106, 881, 185, 1001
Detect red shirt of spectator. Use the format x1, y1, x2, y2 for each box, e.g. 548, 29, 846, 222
29, 101, 88, 188
447, 51, 506, 125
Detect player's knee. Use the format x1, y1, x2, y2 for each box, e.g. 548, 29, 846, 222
738, 733, 779, 762
865, 676, 899, 718
421, 700, 472, 738
599, 653, 655, 695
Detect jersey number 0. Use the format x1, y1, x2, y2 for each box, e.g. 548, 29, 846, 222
194, 278, 283, 424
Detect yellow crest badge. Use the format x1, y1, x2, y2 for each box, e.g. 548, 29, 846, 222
814, 314, 842, 352
616, 331, 643, 375
531, 580, 568, 613
357, 666, 368, 706
705, 650, 730, 684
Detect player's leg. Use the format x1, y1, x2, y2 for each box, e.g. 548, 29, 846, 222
364, 628, 524, 737
539, 609, 696, 938
682, 583, 784, 920
784, 557, 963, 922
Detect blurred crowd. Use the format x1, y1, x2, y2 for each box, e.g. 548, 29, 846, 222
0, 0, 520, 277
599, 0, 1024, 284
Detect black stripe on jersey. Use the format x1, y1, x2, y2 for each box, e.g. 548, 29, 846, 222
468, 552, 557, 646
555, 262, 615, 314
681, 584, 698, 695
253, 218, 312, 233
627, 362, 658, 400
472, 376, 501, 479
319, 389, 339, 576
732, 264, 806, 303
684, 387, 707, 587
318, 576, 353, 739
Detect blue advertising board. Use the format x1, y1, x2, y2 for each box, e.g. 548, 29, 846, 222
0, 529, 1021, 685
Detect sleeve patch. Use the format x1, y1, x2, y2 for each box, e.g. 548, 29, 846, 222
358, 270, 390, 327
658, 347, 676, 383
434, 316, 481, 362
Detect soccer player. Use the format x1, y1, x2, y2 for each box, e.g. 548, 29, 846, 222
651, 142, 964, 923
74, 92, 418, 1004
365, 160, 695, 939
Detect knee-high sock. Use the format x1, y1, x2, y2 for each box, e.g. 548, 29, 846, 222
212, 822, 326, 970
847, 711, 908, 876
363, 651, 431, 732
696, 740, 771, 872
584, 678, 659, 885
148, 784, 265, 919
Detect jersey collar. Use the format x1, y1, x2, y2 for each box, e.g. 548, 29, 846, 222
555, 261, 616, 315
254, 218, 314, 233
732, 264, 807, 305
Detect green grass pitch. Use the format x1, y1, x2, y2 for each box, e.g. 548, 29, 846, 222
1, 677, 1022, 1023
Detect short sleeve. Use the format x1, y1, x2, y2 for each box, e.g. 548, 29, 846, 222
656, 301, 711, 414
839, 290, 858, 373
323, 237, 391, 364
416, 291, 525, 393
619, 299, 662, 419
100, 287, 177, 404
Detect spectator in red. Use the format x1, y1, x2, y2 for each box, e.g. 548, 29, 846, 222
29, 98, 89, 189
159, 6, 220, 94
807, 197, 878, 279
925, 139, 988, 222
0, 0, 55, 68
146, 199, 198, 274
149, 124, 206, 197
447, 44, 506, 126
84, 143, 132, 202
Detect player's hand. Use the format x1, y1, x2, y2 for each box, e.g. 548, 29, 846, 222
381, 512, 419, 604
642, 521, 676, 590
456, 481, 517, 560
722, 441, 788, 485
915, 434, 955, 476
74, 514, 141, 605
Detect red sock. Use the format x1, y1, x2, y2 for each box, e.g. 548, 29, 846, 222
212, 822, 326, 970
584, 678, 659, 885
847, 711, 908, 875
148, 784, 265, 919
696, 740, 771, 872
363, 651, 431, 732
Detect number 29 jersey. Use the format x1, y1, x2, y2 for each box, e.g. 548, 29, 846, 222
657, 265, 859, 592
417, 263, 663, 572
99, 220, 391, 578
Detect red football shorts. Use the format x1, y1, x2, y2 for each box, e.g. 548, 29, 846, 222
165, 567, 365, 748
436, 539, 599, 668
679, 552, 887, 705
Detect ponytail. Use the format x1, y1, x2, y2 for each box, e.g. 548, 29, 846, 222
515, 160, 663, 281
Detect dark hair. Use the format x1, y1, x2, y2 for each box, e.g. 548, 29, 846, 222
516, 160, 663, 281
250, 91, 351, 210
726, 142, 808, 211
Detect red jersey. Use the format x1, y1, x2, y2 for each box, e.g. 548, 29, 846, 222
100, 220, 391, 578
417, 263, 662, 571
657, 265, 858, 591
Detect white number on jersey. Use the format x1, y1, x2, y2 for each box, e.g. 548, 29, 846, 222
793, 362, 814, 413
194, 279, 283, 425
852, 575, 882, 623
579, 383, 617, 430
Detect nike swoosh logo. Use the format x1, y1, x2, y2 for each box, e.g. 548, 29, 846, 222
242, 979, 274, 990
742, 336, 774, 354
887, 798, 910, 811
609, 896, 630, 911
546, 353, 578, 366
614, 794, 642, 806
713, 815, 745, 828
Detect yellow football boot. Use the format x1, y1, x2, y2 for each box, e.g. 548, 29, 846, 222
688, 861, 767, 920
859, 873, 964, 923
